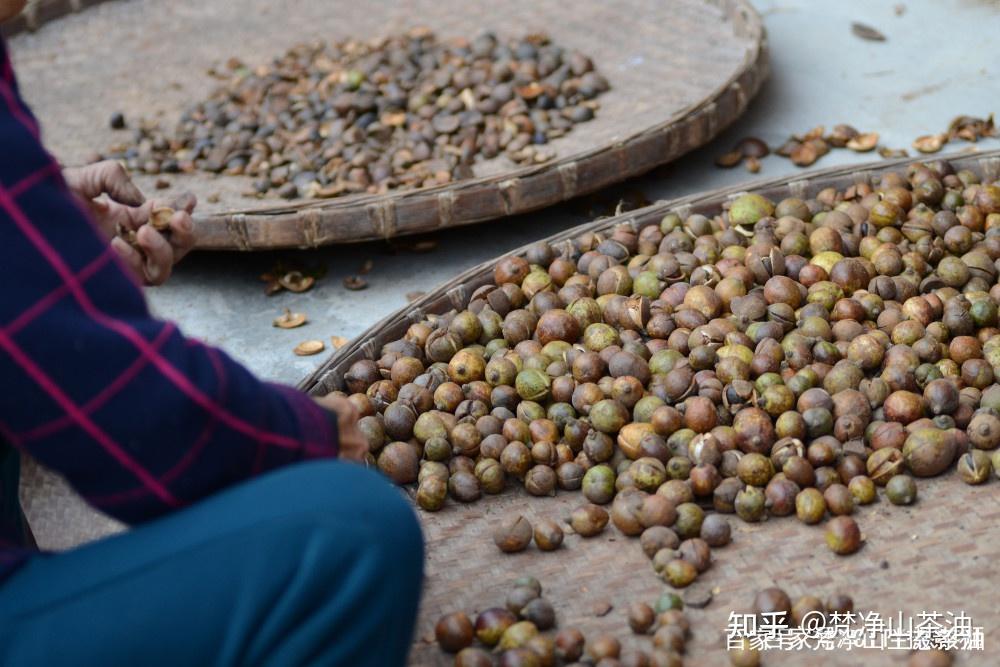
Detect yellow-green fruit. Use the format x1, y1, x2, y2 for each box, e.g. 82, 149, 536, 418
515, 369, 551, 402
583, 322, 620, 351
485, 357, 518, 386
728, 638, 761, 667
448, 349, 486, 384
498, 621, 539, 650
417, 477, 448, 511
591, 399, 630, 434
662, 558, 698, 588
811, 251, 844, 275
730, 193, 775, 227
413, 412, 448, 444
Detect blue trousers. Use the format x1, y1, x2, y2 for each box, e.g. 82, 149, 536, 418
0, 461, 424, 666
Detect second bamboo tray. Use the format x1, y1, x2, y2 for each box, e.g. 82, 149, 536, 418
7, 0, 767, 249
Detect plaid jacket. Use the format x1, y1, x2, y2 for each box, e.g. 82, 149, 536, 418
0, 38, 339, 582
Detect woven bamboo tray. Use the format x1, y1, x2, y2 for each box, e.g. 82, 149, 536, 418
302, 149, 1000, 667
6, 0, 767, 250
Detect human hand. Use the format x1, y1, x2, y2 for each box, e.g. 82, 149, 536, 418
63, 161, 196, 285
314, 394, 369, 462
0, 1, 28, 24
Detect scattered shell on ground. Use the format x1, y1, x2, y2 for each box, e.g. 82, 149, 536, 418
294, 340, 325, 356
846, 132, 879, 152
714, 150, 743, 168
913, 134, 947, 154
279, 271, 316, 293
273, 309, 308, 329
879, 146, 909, 158
344, 275, 368, 290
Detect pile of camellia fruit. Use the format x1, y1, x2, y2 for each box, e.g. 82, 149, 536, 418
339, 159, 1000, 666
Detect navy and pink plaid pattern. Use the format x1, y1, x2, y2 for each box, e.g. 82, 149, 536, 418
0, 38, 338, 581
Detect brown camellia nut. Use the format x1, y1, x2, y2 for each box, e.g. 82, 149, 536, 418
448, 470, 482, 503
662, 558, 699, 588
376, 441, 419, 484
637, 493, 677, 528
795, 488, 826, 525
525, 465, 557, 496
733, 408, 776, 454
475, 607, 517, 647
826, 593, 854, 615
753, 587, 792, 623
627, 602, 656, 634
536, 309, 581, 345
791, 595, 826, 627
728, 637, 762, 667
521, 598, 556, 631
825, 516, 863, 555
684, 395, 718, 433
506, 585, 540, 615
570, 504, 610, 537
700, 513, 732, 547
611, 490, 646, 536
436, 611, 475, 653
652, 624, 687, 654
344, 359, 380, 394
689, 463, 721, 497
678, 538, 712, 573
640, 526, 680, 559
870, 421, 908, 450
737, 452, 774, 487
907, 649, 954, 667
823, 483, 855, 516
883, 391, 926, 424
498, 621, 540, 651
497, 647, 538, 666
454, 647, 495, 667
967, 412, 1000, 450
764, 477, 799, 516
867, 447, 904, 485
494, 515, 533, 553
588, 635, 621, 661
555, 628, 586, 662
783, 455, 816, 487
495, 256, 531, 286
956, 450, 992, 484
657, 608, 690, 633
903, 428, 956, 477
533, 519, 565, 551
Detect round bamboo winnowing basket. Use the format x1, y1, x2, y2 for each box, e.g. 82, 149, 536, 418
7, 0, 767, 249
302, 150, 1000, 667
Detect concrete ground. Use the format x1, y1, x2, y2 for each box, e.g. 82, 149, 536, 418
120, 0, 999, 388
